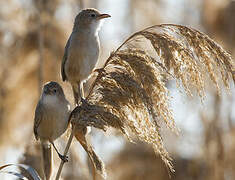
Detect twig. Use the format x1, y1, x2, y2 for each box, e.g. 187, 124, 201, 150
55, 129, 74, 180
37, 3, 44, 97
78, 0, 84, 9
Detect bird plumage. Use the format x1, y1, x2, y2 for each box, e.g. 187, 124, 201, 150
34, 81, 70, 180
61, 8, 110, 104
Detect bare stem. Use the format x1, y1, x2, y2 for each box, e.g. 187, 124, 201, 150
37, 5, 44, 97
78, 0, 84, 9
55, 129, 74, 180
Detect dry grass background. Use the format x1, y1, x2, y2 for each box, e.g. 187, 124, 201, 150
0, 0, 235, 180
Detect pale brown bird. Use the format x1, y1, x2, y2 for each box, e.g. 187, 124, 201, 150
61, 8, 111, 105
34, 81, 71, 180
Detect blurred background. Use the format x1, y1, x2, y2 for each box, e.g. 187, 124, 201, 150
0, 0, 235, 179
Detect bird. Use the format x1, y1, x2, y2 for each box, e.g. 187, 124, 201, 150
33, 81, 71, 180
61, 8, 111, 105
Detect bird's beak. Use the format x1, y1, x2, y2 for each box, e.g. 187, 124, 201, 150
97, 13, 111, 20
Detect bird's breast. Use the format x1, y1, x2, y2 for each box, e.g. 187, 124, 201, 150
65, 35, 100, 82
37, 98, 69, 141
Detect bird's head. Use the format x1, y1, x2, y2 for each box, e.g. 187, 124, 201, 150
42, 81, 65, 98
74, 8, 111, 33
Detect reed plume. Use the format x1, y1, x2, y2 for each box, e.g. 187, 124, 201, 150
70, 24, 234, 174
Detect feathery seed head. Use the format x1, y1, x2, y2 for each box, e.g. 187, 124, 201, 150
71, 24, 234, 172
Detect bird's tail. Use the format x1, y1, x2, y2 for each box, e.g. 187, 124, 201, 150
41, 142, 52, 180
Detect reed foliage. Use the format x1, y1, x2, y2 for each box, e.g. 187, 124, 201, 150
70, 24, 235, 174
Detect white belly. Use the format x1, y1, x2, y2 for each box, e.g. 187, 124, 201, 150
37, 96, 70, 141
65, 34, 100, 83
80, 53, 98, 81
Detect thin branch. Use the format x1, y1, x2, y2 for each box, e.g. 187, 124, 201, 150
37, 4, 44, 97
78, 0, 84, 9
55, 129, 74, 180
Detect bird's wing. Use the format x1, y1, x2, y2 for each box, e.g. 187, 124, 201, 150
61, 35, 71, 81
33, 102, 43, 141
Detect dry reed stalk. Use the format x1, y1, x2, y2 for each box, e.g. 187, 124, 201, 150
36, 0, 44, 97
69, 24, 234, 175
55, 129, 74, 180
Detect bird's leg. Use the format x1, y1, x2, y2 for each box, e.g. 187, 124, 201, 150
78, 81, 86, 104
51, 142, 68, 162
72, 85, 79, 106
79, 81, 91, 107
80, 81, 85, 99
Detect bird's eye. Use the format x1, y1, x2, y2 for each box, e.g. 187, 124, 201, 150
53, 89, 57, 93
91, 13, 96, 17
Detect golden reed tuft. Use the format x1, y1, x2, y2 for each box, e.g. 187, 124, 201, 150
70, 24, 235, 173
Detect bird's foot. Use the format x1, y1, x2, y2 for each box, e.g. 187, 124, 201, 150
93, 68, 105, 75
59, 154, 68, 163
79, 97, 90, 109
81, 97, 86, 103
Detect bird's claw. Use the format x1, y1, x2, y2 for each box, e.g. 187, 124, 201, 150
81, 97, 86, 103
80, 97, 89, 106
93, 68, 105, 75
59, 154, 68, 163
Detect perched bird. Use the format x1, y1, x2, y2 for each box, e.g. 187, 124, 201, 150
61, 8, 111, 105
34, 81, 71, 180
